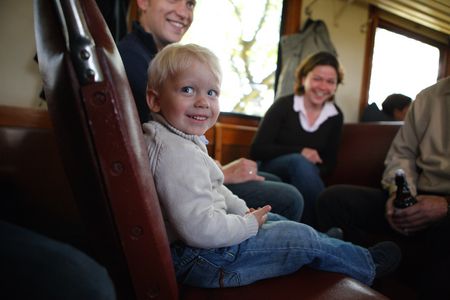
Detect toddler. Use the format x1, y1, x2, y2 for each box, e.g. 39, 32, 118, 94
143, 43, 401, 288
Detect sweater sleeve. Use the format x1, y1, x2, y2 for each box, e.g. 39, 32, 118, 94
218, 184, 250, 215
152, 132, 258, 249
250, 96, 302, 160
381, 92, 424, 196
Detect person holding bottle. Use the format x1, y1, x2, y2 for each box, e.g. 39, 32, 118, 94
250, 51, 344, 227
316, 77, 450, 299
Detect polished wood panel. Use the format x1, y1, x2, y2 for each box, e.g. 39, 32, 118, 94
0, 105, 51, 129
214, 122, 257, 164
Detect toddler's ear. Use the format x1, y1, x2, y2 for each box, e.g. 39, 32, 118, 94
146, 89, 161, 112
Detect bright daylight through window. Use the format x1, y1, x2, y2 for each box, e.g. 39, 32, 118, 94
368, 28, 440, 108
181, 0, 283, 116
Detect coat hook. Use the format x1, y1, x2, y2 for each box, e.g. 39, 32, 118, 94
360, 18, 373, 33
305, 0, 320, 17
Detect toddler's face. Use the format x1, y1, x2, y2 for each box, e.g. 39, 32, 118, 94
151, 60, 220, 135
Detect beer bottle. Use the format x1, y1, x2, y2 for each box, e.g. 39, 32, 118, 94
394, 169, 417, 209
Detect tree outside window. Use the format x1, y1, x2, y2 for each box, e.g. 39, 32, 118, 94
182, 0, 283, 116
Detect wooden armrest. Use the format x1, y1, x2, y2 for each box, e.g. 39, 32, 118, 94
214, 122, 257, 163
0, 105, 51, 129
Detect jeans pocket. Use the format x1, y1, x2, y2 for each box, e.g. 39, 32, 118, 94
182, 256, 241, 288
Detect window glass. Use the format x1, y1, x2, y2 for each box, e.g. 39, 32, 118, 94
368, 27, 440, 108
182, 0, 283, 116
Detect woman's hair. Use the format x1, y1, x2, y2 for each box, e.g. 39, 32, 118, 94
147, 43, 222, 91
381, 93, 412, 117
293, 51, 344, 100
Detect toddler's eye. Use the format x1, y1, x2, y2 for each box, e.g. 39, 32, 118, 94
208, 89, 219, 97
181, 86, 194, 94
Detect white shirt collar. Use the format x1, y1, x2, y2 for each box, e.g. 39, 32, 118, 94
293, 95, 338, 132
199, 135, 209, 145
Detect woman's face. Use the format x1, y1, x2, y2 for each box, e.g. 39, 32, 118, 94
302, 65, 338, 108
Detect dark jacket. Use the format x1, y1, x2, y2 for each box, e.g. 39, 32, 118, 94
118, 21, 158, 123
250, 95, 343, 175
276, 20, 336, 99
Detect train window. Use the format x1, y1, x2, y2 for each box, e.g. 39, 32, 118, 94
360, 6, 449, 117
367, 27, 440, 109
181, 0, 283, 116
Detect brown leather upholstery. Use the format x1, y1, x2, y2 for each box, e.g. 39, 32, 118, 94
206, 121, 400, 188
182, 268, 386, 299
34, 0, 176, 298
0, 116, 81, 242
33, 0, 387, 299
324, 123, 401, 187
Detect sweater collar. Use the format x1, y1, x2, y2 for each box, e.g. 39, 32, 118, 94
150, 112, 206, 146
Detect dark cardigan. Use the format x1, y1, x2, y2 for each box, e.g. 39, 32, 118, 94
250, 95, 343, 175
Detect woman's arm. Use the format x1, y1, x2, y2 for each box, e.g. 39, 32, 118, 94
250, 96, 302, 161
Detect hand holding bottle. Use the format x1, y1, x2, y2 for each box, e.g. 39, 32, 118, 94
386, 169, 418, 235
393, 169, 417, 209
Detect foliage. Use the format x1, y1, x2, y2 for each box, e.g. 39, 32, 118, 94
225, 0, 282, 115
182, 0, 282, 116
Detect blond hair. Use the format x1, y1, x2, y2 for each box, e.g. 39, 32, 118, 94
147, 43, 222, 92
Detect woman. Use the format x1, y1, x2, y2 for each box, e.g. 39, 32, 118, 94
250, 51, 344, 227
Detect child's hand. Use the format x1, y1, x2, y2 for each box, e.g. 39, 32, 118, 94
250, 205, 271, 227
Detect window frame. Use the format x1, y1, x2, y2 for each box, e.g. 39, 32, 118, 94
280, 0, 302, 35
358, 5, 450, 119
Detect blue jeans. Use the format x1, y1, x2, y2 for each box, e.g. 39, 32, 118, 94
171, 214, 375, 288
259, 153, 325, 226
226, 172, 303, 221
0, 221, 116, 300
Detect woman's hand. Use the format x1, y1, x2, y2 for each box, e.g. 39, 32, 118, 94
301, 147, 323, 164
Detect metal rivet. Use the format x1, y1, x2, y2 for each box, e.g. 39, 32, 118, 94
111, 162, 124, 175
146, 287, 160, 299
80, 49, 90, 60
93, 92, 106, 105
131, 226, 143, 237
85, 68, 96, 80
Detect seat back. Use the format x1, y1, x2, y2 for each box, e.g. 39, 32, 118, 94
33, 0, 178, 299
34, 1, 390, 299
324, 123, 401, 187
